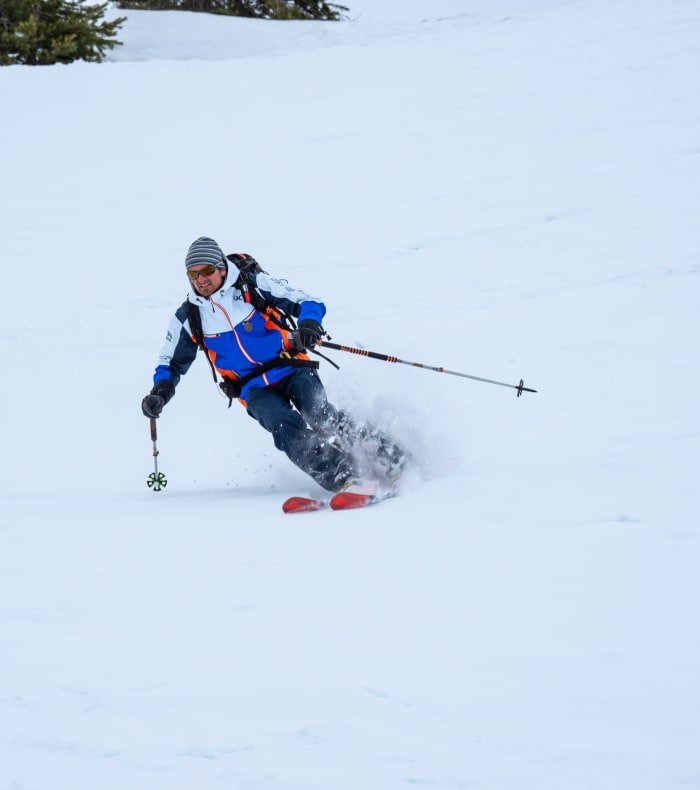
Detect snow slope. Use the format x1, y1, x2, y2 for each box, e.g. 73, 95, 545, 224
0, 1, 699, 788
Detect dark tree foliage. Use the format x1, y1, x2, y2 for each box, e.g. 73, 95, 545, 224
0, 0, 125, 65
114, 0, 349, 21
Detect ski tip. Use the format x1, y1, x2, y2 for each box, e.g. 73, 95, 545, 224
329, 491, 372, 510
282, 496, 327, 514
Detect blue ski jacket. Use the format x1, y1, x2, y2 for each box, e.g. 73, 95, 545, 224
152, 266, 326, 404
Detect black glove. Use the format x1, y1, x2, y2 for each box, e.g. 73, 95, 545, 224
297, 319, 323, 349
219, 378, 242, 400
142, 394, 164, 418
141, 380, 175, 418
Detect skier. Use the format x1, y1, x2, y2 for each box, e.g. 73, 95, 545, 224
141, 237, 404, 492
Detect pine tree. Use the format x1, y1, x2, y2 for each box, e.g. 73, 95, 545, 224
0, 0, 126, 65
114, 0, 349, 21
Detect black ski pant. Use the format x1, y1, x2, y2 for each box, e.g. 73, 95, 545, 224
246, 368, 354, 491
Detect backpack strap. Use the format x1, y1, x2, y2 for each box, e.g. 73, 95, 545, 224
185, 300, 219, 384
226, 253, 296, 332
220, 354, 319, 406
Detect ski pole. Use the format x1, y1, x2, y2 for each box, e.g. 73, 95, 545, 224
146, 418, 168, 491
319, 340, 537, 397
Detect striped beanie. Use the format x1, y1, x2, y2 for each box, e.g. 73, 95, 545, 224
185, 236, 227, 270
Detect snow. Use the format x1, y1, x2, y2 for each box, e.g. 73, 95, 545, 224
1, 0, 699, 787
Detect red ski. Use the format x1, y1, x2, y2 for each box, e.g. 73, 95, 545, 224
329, 489, 397, 510
282, 495, 328, 514
282, 481, 399, 514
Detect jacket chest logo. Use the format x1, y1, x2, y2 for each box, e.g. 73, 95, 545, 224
243, 321, 253, 332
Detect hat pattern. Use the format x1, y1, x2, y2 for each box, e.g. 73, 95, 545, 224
185, 237, 227, 270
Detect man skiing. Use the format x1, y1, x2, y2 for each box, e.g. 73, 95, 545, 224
141, 237, 404, 492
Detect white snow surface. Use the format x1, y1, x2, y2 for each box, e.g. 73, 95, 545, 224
1, 0, 699, 787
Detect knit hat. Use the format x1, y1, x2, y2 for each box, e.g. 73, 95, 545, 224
185, 237, 227, 270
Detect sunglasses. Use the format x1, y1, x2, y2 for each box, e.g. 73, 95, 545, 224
187, 264, 220, 281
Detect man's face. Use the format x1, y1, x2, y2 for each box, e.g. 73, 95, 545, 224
187, 264, 226, 297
